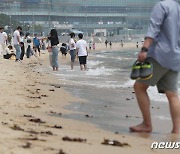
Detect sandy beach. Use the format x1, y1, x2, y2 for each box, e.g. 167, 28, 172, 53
0, 42, 179, 154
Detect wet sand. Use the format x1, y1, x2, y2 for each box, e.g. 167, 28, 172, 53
0, 43, 179, 154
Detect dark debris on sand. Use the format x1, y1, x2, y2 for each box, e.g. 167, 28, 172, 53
125, 115, 132, 118
2, 122, 8, 125
19, 137, 46, 142
21, 142, 32, 149
85, 114, 93, 118
11, 124, 24, 131
28, 84, 35, 87
57, 149, 67, 154
25, 129, 53, 136
26, 105, 41, 108
62, 136, 87, 143
24, 114, 33, 118
50, 84, 61, 89
41, 94, 48, 97
101, 139, 130, 147
36, 89, 41, 93
29, 118, 46, 124
27, 96, 41, 99
55, 86, 61, 88
49, 111, 62, 116
46, 124, 63, 129
40, 131, 53, 135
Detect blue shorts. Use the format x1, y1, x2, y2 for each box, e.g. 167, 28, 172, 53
70, 49, 76, 62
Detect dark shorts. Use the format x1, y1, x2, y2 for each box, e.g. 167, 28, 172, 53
70, 49, 76, 62
60, 47, 67, 55
79, 56, 87, 65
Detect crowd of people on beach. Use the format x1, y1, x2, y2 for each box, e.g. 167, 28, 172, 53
0, 25, 89, 72
0, 26, 45, 62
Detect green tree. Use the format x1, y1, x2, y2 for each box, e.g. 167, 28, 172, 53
0, 13, 21, 33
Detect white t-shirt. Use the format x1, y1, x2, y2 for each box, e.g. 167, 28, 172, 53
69, 38, 76, 50
26, 36, 32, 45
76, 39, 88, 56
13, 30, 20, 45
0, 32, 7, 44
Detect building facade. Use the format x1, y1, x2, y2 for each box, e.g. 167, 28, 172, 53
0, 0, 159, 35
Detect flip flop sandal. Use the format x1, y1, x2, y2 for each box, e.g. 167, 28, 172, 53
130, 60, 141, 80
140, 61, 153, 80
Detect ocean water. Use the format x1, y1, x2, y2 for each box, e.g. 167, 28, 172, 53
41, 49, 180, 137
54, 49, 169, 102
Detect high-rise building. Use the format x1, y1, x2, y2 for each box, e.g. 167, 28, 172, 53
0, 0, 159, 35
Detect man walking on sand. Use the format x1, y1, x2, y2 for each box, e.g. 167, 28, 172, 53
130, 0, 180, 134
13, 26, 22, 62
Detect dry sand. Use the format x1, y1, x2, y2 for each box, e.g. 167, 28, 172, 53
0, 43, 179, 154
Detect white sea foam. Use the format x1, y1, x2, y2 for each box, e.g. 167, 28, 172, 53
100, 50, 107, 53
153, 115, 171, 121
95, 54, 107, 58
148, 87, 168, 102
88, 60, 103, 67
85, 66, 113, 76
120, 57, 134, 60
121, 80, 168, 102
121, 80, 134, 88
70, 81, 123, 89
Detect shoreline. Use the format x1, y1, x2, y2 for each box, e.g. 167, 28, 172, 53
0, 43, 179, 153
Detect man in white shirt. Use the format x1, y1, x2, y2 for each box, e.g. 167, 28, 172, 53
13, 26, 22, 62
69, 32, 76, 69
76, 33, 88, 70
0, 27, 7, 55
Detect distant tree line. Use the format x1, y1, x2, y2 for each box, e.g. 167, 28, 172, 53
0, 14, 20, 30
0, 13, 43, 34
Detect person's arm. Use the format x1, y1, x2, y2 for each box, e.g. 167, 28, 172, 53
138, 37, 154, 62
138, 2, 166, 62
85, 42, 88, 56
71, 40, 75, 48
4, 33, 7, 43
17, 35, 21, 44
86, 47, 88, 56
76, 43, 79, 56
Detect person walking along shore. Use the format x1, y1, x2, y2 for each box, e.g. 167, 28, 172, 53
130, 0, 180, 134
48, 29, 59, 71
69, 32, 76, 70
76, 33, 88, 71
13, 26, 22, 62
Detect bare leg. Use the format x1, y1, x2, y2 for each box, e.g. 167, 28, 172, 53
129, 81, 152, 132
84, 64, 87, 70
71, 62, 74, 70
166, 91, 180, 134
55, 67, 58, 71
80, 64, 84, 70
